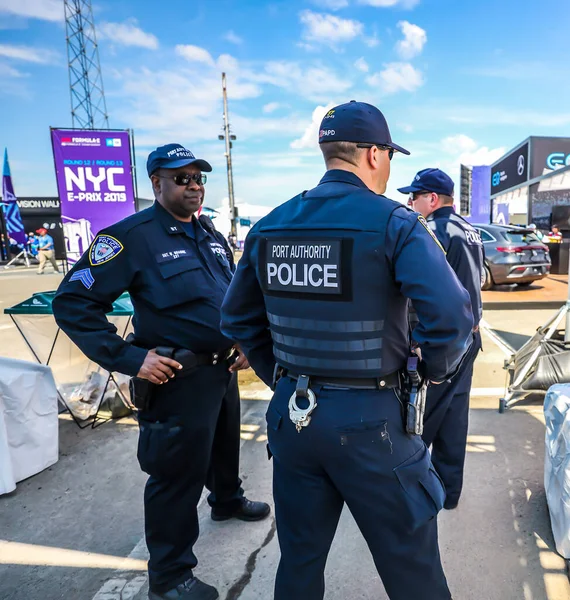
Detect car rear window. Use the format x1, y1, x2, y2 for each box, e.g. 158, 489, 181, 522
501, 231, 541, 244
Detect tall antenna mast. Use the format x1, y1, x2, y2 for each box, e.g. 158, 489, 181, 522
64, 0, 109, 129
219, 72, 237, 237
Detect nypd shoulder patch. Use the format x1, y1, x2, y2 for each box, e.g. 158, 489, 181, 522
70, 268, 95, 289
418, 216, 445, 254
89, 234, 124, 266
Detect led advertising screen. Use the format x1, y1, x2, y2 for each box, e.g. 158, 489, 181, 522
50, 129, 136, 263
530, 137, 570, 179
490, 142, 529, 196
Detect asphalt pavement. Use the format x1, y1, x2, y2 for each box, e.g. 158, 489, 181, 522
1, 269, 569, 599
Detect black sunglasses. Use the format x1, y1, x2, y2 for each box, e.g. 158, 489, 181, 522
156, 173, 207, 186
356, 143, 395, 160
411, 190, 433, 201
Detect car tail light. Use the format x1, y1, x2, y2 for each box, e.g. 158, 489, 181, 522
496, 246, 525, 253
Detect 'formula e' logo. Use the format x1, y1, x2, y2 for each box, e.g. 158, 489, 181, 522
492, 171, 501, 187
547, 153, 570, 170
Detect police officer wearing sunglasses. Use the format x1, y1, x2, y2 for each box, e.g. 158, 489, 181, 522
53, 144, 270, 600
399, 168, 483, 510
220, 102, 474, 599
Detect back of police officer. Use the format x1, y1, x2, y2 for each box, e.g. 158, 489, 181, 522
220, 101, 474, 600
52, 144, 269, 600
400, 168, 483, 509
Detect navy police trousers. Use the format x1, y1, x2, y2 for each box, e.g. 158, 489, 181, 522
136, 362, 243, 593
422, 331, 482, 507
267, 376, 452, 600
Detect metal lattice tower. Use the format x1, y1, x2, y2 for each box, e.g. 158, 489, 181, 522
64, 0, 109, 129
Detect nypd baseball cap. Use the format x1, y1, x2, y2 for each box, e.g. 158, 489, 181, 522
398, 168, 454, 196
146, 143, 212, 177
318, 101, 410, 155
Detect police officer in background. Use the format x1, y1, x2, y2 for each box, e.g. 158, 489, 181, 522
53, 144, 270, 600
399, 168, 483, 510
220, 101, 474, 600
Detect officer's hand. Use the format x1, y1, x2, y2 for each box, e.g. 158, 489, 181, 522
137, 350, 183, 384
229, 345, 250, 372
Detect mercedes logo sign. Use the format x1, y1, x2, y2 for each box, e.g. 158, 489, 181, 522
517, 154, 525, 176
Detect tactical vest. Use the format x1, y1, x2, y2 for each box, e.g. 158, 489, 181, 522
257, 192, 410, 379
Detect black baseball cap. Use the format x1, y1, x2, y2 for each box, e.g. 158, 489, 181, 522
318, 101, 410, 155
398, 168, 454, 196
146, 143, 212, 177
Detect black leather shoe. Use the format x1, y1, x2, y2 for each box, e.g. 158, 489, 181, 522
211, 497, 271, 522
148, 577, 219, 599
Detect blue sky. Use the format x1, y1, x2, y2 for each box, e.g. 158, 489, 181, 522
1, 0, 569, 208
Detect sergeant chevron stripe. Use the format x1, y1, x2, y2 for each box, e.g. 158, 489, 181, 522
70, 268, 95, 290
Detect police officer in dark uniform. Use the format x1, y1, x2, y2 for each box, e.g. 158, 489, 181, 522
220, 102, 474, 600
52, 144, 270, 600
399, 168, 483, 510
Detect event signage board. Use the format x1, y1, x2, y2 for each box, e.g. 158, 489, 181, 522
491, 142, 529, 196
50, 129, 135, 263
530, 137, 570, 179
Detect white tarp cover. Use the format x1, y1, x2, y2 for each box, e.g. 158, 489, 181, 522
0, 357, 58, 496
544, 384, 570, 558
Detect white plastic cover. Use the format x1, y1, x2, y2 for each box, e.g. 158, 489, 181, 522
544, 383, 570, 558
0, 357, 59, 496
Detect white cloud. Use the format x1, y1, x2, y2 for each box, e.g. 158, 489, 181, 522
364, 34, 380, 48
359, 0, 420, 8
442, 134, 505, 168
300, 10, 363, 47
99, 19, 159, 50
366, 62, 424, 94
0, 0, 62, 22
396, 21, 426, 59
224, 30, 243, 45
175, 44, 216, 67
249, 60, 353, 102
263, 102, 282, 114
0, 43, 58, 64
0, 62, 27, 78
354, 57, 369, 72
312, 0, 349, 10
291, 103, 335, 150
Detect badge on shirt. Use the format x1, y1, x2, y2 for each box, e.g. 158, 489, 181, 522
89, 235, 124, 266
418, 216, 445, 254
209, 242, 230, 265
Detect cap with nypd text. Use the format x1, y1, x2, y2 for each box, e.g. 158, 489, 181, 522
398, 168, 454, 196
146, 143, 213, 177
318, 101, 410, 155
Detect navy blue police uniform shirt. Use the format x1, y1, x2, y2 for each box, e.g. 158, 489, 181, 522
52, 202, 235, 377
427, 206, 483, 326
220, 169, 474, 387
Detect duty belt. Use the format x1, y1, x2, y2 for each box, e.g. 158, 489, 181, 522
155, 346, 235, 375
280, 369, 400, 390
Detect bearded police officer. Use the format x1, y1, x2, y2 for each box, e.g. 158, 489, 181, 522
400, 168, 483, 510
53, 144, 270, 600
220, 101, 474, 600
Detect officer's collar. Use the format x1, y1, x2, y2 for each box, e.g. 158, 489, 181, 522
318, 169, 370, 190
152, 201, 207, 240
428, 205, 455, 221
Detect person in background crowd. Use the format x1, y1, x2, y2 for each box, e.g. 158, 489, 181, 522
27, 231, 39, 257
547, 224, 563, 242
36, 228, 60, 274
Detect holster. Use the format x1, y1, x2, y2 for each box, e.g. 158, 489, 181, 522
129, 377, 155, 412
402, 355, 427, 436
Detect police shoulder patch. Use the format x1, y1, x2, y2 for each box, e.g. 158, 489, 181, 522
89, 234, 124, 266
418, 216, 445, 254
